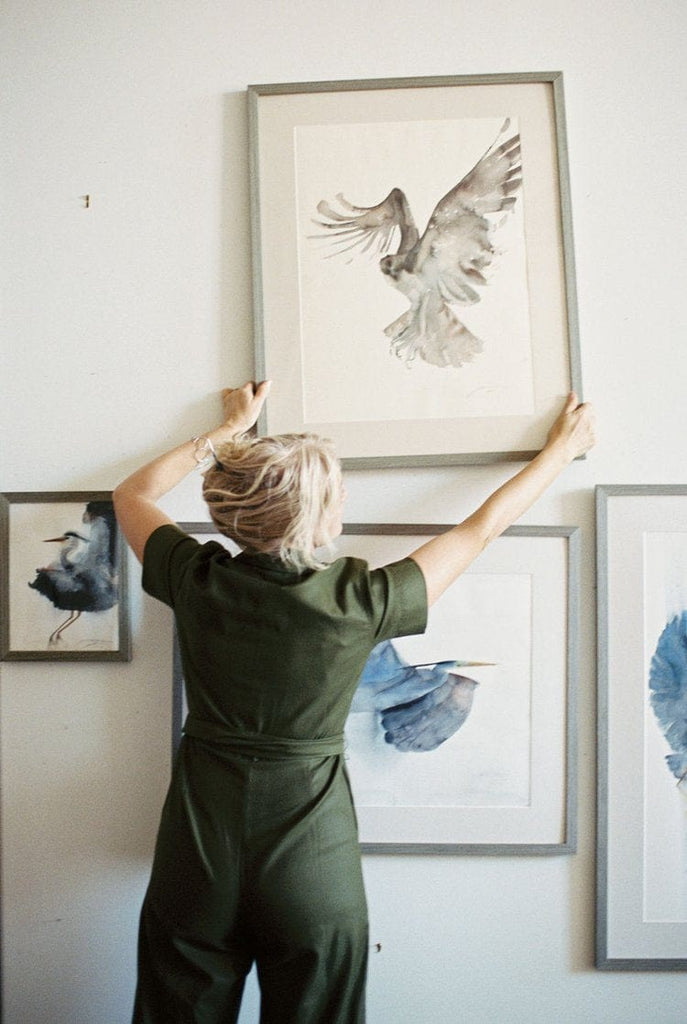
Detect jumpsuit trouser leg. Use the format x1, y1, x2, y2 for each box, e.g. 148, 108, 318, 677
132, 737, 368, 1024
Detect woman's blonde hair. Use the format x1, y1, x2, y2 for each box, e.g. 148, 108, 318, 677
202, 433, 342, 572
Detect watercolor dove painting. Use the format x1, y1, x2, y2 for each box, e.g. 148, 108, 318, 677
311, 121, 522, 371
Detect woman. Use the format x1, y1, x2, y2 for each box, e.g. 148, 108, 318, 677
114, 381, 595, 1024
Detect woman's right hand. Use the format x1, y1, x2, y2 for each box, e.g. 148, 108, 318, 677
217, 380, 272, 438
545, 391, 596, 463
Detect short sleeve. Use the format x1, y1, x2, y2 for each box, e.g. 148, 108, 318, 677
142, 524, 201, 608
371, 556, 428, 641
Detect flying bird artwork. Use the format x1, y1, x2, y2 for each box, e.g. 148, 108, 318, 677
28, 501, 119, 646
352, 638, 489, 752
312, 120, 522, 370
649, 611, 687, 787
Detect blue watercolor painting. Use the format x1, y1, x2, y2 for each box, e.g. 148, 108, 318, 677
352, 639, 482, 753
649, 611, 687, 785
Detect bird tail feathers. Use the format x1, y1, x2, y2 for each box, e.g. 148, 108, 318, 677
384, 297, 483, 368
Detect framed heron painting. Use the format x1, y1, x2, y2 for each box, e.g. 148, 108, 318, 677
0, 492, 130, 661
596, 485, 687, 969
172, 522, 579, 853
248, 72, 582, 467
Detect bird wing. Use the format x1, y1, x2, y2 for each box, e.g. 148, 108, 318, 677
311, 187, 419, 261
442, 128, 522, 218
351, 640, 443, 712
352, 641, 480, 753
29, 568, 90, 608
84, 516, 116, 575
380, 673, 479, 752
412, 127, 522, 306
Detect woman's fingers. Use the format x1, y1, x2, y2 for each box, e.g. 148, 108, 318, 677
221, 380, 272, 431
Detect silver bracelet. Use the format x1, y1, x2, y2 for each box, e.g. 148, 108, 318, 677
191, 435, 219, 468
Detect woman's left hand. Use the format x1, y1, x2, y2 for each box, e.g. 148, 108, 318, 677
544, 391, 596, 463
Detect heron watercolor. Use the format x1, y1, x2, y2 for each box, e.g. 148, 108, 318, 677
312, 119, 522, 369
352, 638, 491, 752
28, 501, 119, 646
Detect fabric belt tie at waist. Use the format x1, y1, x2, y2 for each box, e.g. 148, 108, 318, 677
183, 715, 344, 758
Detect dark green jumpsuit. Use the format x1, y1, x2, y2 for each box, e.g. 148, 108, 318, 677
133, 525, 427, 1024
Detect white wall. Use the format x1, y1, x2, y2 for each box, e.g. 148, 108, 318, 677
2, 0, 686, 1020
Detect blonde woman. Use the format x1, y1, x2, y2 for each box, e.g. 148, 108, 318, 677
114, 381, 595, 1024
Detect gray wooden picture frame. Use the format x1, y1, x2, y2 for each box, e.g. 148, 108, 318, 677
596, 485, 687, 969
171, 521, 579, 855
248, 72, 582, 468
0, 491, 130, 662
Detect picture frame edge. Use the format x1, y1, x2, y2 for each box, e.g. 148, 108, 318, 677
248, 71, 581, 467
594, 482, 687, 969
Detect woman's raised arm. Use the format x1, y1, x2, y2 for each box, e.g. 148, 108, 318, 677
113, 381, 271, 563
409, 393, 596, 606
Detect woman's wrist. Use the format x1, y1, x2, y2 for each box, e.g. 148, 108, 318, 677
541, 435, 575, 469
190, 434, 221, 467
206, 421, 245, 447
191, 421, 246, 464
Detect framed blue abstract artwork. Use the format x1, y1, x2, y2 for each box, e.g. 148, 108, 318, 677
248, 73, 582, 467
597, 485, 687, 969
172, 522, 579, 854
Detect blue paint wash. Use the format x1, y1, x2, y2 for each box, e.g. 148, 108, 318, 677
352, 639, 480, 753
649, 611, 687, 781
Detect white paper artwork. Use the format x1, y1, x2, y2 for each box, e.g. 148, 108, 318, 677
295, 117, 534, 426
9, 502, 119, 652
345, 569, 532, 809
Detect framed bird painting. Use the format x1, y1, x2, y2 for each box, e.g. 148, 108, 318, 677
248, 72, 582, 467
0, 492, 130, 661
596, 485, 687, 969
336, 523, 579, 853
171, 522, 579, 854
